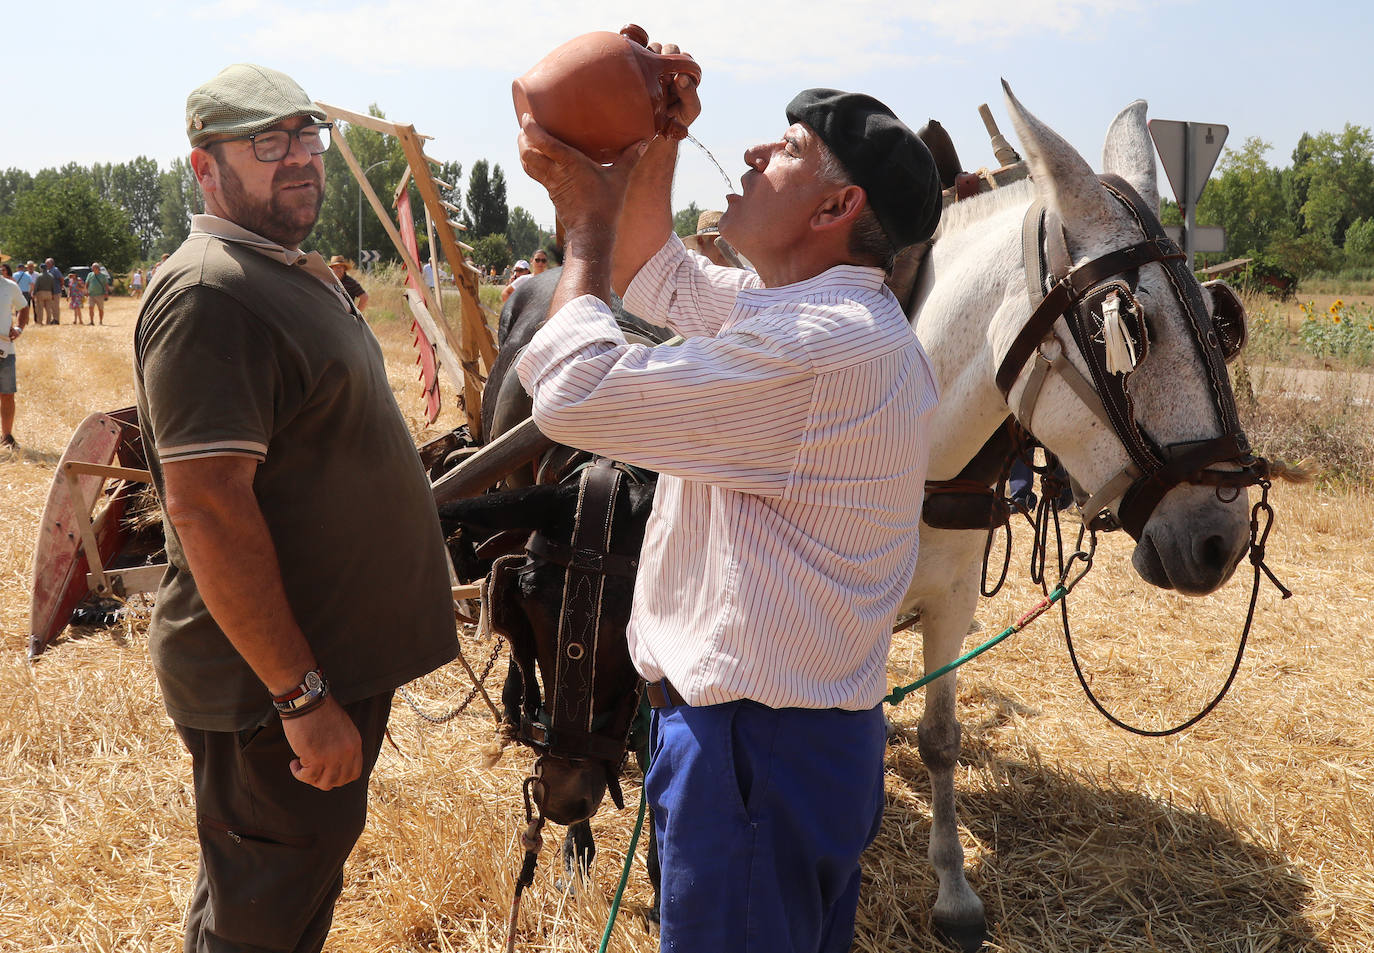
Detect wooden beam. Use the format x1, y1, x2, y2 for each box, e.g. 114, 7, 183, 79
431, 417, 554, 504
317, 101, 431, 141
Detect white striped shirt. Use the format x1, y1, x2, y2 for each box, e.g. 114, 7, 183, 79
516, 236, 938, 710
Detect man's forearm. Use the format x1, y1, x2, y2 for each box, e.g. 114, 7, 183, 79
610, 137, 678, 296
551, 226, 617, 317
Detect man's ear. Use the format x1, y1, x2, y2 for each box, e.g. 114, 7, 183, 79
190, 147, 219, 196
811, 183, 866, 233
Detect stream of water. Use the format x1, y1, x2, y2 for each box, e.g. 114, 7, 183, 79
687, 134, 737, 194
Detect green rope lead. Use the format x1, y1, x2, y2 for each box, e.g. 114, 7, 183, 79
598, 753, 650, 953
885, 584, 1067, 706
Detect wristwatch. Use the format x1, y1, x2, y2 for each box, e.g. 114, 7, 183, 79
272, 667, 329, 718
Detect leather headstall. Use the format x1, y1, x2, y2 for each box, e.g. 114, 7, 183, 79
996, 174, 1267, 539
508, 459, 643, 785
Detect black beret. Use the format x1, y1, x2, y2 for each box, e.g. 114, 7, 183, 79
786, 88, 942, 250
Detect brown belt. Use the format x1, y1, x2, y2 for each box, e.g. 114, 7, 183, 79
645, 678, 687, 709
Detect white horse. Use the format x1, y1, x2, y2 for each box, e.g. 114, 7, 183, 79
901, 84, 1258, 949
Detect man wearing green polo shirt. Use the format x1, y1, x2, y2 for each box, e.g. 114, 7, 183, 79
134, 63, 457, 953
85, 262, 111, 324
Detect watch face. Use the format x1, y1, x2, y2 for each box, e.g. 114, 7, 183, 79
304, 670, 323, 693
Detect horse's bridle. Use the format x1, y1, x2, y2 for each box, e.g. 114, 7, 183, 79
997, 174, 1266, 539
494, 458, 644, 809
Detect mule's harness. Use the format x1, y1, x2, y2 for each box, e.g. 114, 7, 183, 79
496, 458, 645, 802
1000, 174, 1266, 537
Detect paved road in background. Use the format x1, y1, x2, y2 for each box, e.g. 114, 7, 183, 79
1244, 365, 1374, 406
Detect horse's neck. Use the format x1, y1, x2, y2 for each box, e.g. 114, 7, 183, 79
914, 198, 1032, 481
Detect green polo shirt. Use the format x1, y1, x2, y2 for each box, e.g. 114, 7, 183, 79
86, 271, 111, 296
134, 215, 457, 731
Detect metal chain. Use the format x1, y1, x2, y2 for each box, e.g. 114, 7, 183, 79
397, 634, 503, 724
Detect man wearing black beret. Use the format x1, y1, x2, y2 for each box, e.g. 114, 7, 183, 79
517, 59, 940, 953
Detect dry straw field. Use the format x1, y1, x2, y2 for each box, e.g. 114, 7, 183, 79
2, 293, 1372, 952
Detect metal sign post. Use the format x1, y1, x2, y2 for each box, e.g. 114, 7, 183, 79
1148, 119, 1228, 270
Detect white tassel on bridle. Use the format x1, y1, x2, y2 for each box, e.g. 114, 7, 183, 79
1100, 290, 1138, 375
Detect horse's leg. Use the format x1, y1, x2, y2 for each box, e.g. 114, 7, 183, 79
561, 820, 596, 895
907, 530, 988, 951
499, 658, 523, 734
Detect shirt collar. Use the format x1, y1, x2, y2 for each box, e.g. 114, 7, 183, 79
733, 262, 889, 309
190, 214, 339, 288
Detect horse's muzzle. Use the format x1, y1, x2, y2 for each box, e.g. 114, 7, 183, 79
533, 755, 608, 825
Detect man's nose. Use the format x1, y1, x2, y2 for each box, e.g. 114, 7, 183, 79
742, 142, 772, 172
282, 132, 314, 165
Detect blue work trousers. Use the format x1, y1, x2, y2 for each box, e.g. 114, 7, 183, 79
647, 699, 887, 953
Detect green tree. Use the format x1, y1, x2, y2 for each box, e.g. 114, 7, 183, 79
95, 157, 164, 257
0, 168, 33, 220
1267, 232, 1338, 279
1195, 137, 1293, 259
673, 202, 703, 237
313, 106, 410, 262
1343, 217, 1374, 267
1295, 125, 1374, 245
156, 158, 201, 256
469, 233, 512, 273
2, 171, 138, 269
506, 206, 545, 260
465, 160, 509, 239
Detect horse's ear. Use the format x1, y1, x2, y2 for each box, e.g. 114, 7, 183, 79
1102, 100, 1161, 214
1001, 80, 1119, 236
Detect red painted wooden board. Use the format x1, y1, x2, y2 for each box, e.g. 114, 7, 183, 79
28, 411, 132, 658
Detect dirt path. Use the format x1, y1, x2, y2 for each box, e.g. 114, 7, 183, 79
1243, 363, 1374, 404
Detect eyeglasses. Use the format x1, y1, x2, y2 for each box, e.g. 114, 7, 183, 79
218, 122, 333, 162
532, 257, 548, 263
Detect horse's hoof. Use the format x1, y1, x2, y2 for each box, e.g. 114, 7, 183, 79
932, 915, 987, 953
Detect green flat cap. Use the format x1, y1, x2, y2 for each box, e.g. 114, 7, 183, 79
186, 63, 325, 147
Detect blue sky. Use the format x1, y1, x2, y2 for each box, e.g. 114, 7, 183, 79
5, 0, 1369, 234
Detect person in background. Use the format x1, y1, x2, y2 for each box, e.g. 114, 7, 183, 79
131, 267, 144, 298
680, 210, 740, 268
135, 62, 456, 953
14, 261, 37, 328
67, 271, 87, 323
327, 255, 369, 310
500, 258, 531, 302
529, 249, 549, 275
0, 263, 25, 449
43, 258, 62, 321
32, 262, 59, 325
85, 262, 111, 324
148, 252, 169, 287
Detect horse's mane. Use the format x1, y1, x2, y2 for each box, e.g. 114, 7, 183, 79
934, 178, 1035, 240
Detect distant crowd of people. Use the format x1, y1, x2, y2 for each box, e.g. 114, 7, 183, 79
0, 252, 175, 452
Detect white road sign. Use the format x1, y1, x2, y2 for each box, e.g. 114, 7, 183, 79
1163, 225, 1226, 254
1148, 119, 1228, 210
359, 249, 381, 265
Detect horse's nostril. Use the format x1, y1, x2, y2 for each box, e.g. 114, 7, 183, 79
1198, 533, 1229, 571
